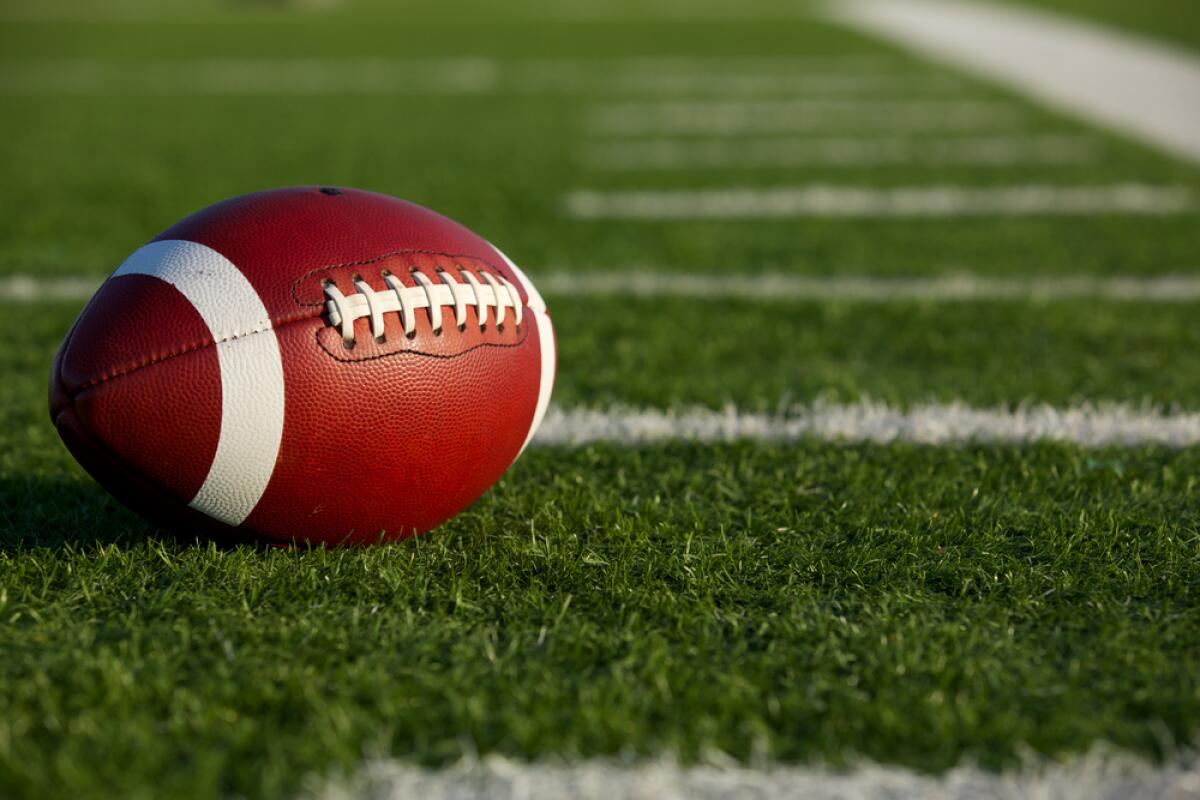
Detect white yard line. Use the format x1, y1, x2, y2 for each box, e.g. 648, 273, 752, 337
10, 272, 1200, 304
580, 135, 1101, 169
311, 752, 1200, 800
0, 56, 957, 97
534, 272, 1200, 302
564, 184, 1195, 219
595, 73, 968, 96
0, 274, 102, 301
586, 99, 1024, 135
828, 0, 1200, 164
532, 402, 1200, 448
0, 58, 503, 95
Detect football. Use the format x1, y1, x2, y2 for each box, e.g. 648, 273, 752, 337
49, 187, 556, 545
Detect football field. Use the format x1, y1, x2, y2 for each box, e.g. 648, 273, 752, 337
1, 1, 1199, 798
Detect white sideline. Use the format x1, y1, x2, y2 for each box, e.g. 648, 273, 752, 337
581, 135, 1101, 170
10, 272, 1200, 304
828, 0, 1200, 164
586, 99, 1023, 135
530, 402, 1200, 448
564, 185, 1196, 219
310, 753, 1200, 800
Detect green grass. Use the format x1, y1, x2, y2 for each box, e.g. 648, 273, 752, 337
1006, 0, 1200, 52
10, 296, 1200, 414
551, 297, 1200, 409
1, 90, 1196, 276
0, 22, 1197, 278
2, 444, 1199, 800
3, 285, 1200, 799
1, 0, 1199, 797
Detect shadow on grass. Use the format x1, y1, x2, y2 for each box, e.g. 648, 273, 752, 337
0, 475, 364, 552
0, 475, 166, 551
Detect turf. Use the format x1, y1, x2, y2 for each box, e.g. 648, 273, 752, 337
0, 27, 1197, 278
2, 444, 1199, 800
1008, 0, 1200, 52
1, 0, 1199, 798
9, 296, 1200, 415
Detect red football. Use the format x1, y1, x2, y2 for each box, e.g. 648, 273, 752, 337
49, 187, 556, 545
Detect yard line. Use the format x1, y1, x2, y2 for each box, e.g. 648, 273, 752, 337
595, 72, 969, 96
313, 752, 1200, 800
519, 56, 964, 95
532, 402, 1200, 448
0, 58, 501, 95
0, 56, 958, 97
829, 0, 1200, 164
10, 272, 1200, 304
535, 272, 1200, 302
580, 135, 1101, 170
564, 184, 1195, 219
0, 274, 101, 301
586, 99, 1024, 135
572, 56, 900, 73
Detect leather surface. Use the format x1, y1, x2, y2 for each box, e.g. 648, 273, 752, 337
50, 186, 549, 545
307, 253, 528, 362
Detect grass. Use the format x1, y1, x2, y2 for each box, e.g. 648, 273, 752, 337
3, 287, 1200, 798
0, 0, 1198, 798
8, 297, 1200, 415
1009, 0, 1200, 52
0, 33, 1197, 278
2, 443, 1199, 799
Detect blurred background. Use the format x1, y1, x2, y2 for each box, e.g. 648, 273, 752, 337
3, 0, 1199, 414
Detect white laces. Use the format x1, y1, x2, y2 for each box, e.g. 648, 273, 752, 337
324, 268, 524, 346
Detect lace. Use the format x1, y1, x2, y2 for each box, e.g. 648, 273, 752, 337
323, 268, 523, 346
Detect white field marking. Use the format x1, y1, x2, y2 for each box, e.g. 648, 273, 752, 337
11, 272, 1200, 304
575, 55, 898, 73
0, 58, 501, 95
592, 72, 969, 96
0, 3, 810, 23
531, 402, 1200, 449
580, 134, 1101, 170
564, 184, 1196, 219
0, 273, 102, 301
534, 272, 1200, 302
112, 241, 285, 527
585, 99, 1024, 135
513, 56, 966, 95
829, 0, 1200, 164
310, 752, 1200, 800
0, 56, 960, 97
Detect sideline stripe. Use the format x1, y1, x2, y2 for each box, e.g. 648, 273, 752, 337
564, 185, 1196, 219
531, 402, 1200, 448
586, 99, 1023, 135
112, 240, 285, 527
311, 752, 1200, 800
580, 135, 1102, 170
829, 0, 1200, 163
10, 272, 1200, 304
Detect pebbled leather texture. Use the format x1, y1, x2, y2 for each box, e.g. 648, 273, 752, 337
50, 187, 552, 545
